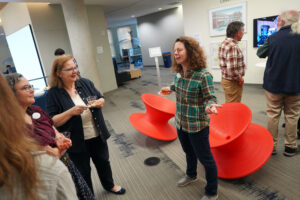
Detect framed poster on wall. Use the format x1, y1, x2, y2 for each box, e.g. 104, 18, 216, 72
209, 2, 247, 37
210, 40, 247, 69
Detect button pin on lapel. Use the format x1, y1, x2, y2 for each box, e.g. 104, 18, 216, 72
32, 112, 41, 120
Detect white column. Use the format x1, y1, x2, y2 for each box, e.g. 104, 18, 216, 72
60, 0, 102, 91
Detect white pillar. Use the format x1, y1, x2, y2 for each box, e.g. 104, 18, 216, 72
60, 0, 102, 91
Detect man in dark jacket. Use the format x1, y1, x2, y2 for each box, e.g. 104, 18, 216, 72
257, 10, 300, 157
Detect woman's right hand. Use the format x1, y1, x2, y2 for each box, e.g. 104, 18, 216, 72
70, 105, 88, 116
160, 87, 171, 95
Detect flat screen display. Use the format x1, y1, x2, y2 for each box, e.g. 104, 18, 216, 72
6, 25, 47, 90
253, 12, 300, 47
253, 15, 278, 47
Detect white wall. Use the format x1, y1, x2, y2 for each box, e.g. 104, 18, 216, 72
182, 0, 300, 84
0, 3, 31, 35
86, 5, 117, 93
27, 3, 72, 79
137, 7, 184, 66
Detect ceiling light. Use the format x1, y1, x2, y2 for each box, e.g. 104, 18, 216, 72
131, 15, 135, 18
158, 8, 162, 10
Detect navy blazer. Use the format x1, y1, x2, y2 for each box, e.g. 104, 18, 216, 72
263, 25, 300, 94
46, 78, 110, 153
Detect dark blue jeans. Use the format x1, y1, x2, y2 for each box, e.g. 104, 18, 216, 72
177, 126, 218, 196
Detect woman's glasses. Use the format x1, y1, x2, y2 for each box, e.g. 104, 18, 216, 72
61, 67, 78, 72
20, 85, 34, 92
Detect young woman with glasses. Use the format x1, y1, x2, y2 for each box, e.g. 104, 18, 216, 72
4, 73, 94, 200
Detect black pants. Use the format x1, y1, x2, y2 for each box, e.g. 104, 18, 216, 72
69, 137, 114, 193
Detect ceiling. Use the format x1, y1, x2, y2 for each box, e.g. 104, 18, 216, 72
87, 0, 182, 24
0, 0, 182, 25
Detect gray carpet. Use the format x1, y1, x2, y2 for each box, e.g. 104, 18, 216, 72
89, 67, 299, 200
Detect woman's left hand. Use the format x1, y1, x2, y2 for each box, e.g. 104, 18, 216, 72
205, 104, 222, 114
89, 98, 105, 108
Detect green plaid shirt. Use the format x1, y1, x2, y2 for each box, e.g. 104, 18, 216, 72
172, 69, 217, 133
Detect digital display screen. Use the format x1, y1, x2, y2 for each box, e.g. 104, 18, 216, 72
253, 12, 300, 47
253, 15, 278, 47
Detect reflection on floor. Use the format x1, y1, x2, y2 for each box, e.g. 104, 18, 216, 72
90, 66, 299, 200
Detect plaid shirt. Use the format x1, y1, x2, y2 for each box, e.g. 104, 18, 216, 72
218, 38, 245, 80
172, 69, 217, 133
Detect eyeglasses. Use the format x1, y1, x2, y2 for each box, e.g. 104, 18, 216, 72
19, 85, 34, 92
61, 67, 78, 72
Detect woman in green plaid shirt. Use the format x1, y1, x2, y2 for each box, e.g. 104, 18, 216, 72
161, 36, 221, 200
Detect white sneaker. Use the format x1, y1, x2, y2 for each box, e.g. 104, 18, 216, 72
177, 175, 198, 187
200, 194, 218, 200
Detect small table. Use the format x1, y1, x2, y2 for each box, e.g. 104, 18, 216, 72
129, 93, 177, 141
126, 69, 142, 79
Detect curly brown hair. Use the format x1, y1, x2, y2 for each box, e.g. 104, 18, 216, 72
171, 36, 207, 73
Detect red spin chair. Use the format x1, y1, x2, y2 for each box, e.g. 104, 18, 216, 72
209, 102, 273, 179
129, 93, 177, 141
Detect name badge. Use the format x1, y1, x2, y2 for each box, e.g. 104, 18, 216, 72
32, 112, 41, 120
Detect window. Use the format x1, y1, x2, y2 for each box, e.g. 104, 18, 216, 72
6, 25, 46, 90
117, 26, 132, 56
107, 29, 115, 57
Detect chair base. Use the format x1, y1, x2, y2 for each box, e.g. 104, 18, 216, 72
211, 123, 273, 179
129, 113, 177, 141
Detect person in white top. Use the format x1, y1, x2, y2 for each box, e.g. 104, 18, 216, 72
0, 74, 78, 200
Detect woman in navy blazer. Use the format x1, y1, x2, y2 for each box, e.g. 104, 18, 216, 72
46, 55, 125, 195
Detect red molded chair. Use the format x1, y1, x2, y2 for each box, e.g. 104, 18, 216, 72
129, 93, 177, 141
209, 102, 252, 148
209, 103, 273, 179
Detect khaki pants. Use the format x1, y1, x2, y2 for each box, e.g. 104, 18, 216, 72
265, 90, 300, 149
221, 78, 243, 103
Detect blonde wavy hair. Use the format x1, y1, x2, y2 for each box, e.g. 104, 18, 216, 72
0, 74, 40, 200
50, 54, 78, 88
171, 36, 207, 73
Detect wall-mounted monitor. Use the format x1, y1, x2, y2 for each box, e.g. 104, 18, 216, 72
253, 15, 278, 47
253, 12, 300, 47
6, 24, 47, 90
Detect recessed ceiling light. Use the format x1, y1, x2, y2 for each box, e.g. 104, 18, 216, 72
131, 15, 135, 18
158, 8, 162, 10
